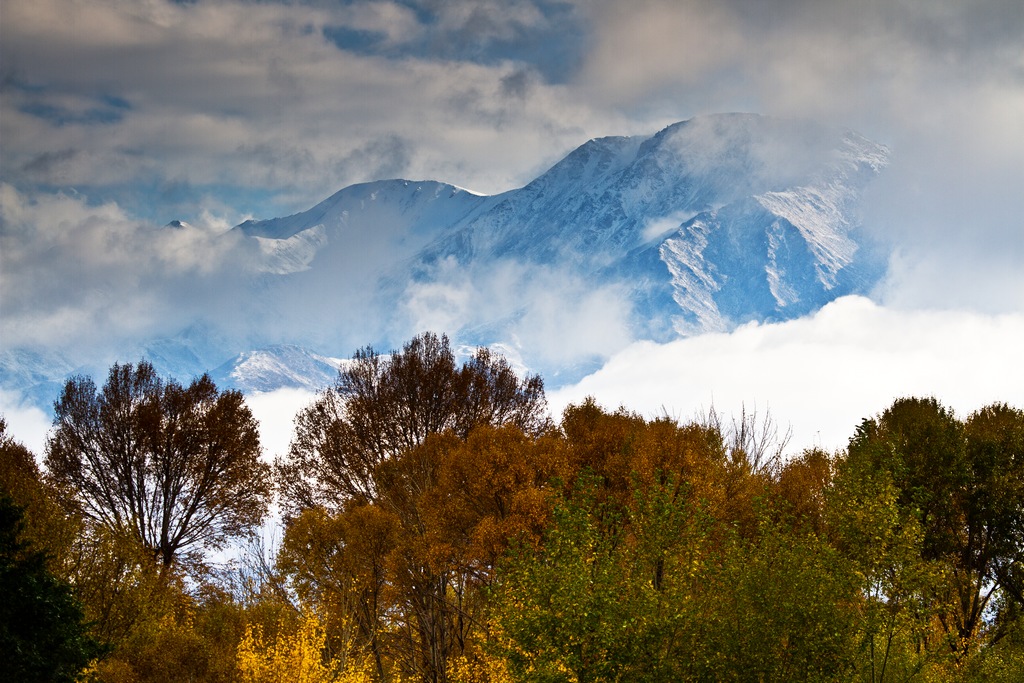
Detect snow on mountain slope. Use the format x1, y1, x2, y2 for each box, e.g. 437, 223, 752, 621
1, 113, 889, 407
0, 349, 81, 408
251, 225, 329, 275
210, 345, 343, 393
753, 132, 889, 288
238, 180, 495, 276
404, 113, 888, 339
658, 215, 726, 333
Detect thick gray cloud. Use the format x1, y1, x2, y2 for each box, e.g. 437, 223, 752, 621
1, 0, 1022, 446
0, 0, 608, 210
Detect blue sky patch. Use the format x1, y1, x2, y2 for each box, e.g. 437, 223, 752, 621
321, 0, 584, 84
322, 25, 390, 54
19, 93, 131, 127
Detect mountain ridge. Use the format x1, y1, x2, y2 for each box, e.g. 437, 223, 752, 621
1, 113, 889, 407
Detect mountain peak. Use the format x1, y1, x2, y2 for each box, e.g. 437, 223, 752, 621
239, 112, 889, 344
2, 113, 890, 407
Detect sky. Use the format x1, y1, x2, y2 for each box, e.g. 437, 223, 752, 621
2, 0, 1023, 456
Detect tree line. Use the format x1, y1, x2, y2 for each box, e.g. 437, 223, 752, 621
2, 331, 1023, 682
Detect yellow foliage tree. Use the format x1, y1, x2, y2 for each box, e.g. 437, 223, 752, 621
238, 612, 375, 683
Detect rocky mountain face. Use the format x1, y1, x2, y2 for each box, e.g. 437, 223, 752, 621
401, 113, 888, 337
2, 113, 888, 405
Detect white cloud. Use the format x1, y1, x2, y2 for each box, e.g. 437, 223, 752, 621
245, 388, 318, 462
397, 258, 636, 369
6, 297, 1023, 468
0, 184, 253, 351
876, 248, 1024, 314
550, 296, 1024, 454
0, 389, 51, 457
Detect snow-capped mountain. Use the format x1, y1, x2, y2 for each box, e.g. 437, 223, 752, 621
210, 345, 343, 394
0, 348, 82, 409
1, 113, 888, 409
238, 180, 495, 276
401, 114, 888, 337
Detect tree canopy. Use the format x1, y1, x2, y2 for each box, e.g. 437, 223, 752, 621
46, 361, 272, 567
4, 338, 1024, 682
277, 332, 549, 514
0, 493, 105, 682
846, 398, 1024, 656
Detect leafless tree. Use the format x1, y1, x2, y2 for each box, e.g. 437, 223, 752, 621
697, 401, 792, 473
46, 361, 272, 568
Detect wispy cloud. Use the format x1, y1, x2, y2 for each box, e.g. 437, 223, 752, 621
396, 258, 636, 371
0, 184, 253, 352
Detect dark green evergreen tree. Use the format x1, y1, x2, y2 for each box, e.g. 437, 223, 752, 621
0, 494, 105, 681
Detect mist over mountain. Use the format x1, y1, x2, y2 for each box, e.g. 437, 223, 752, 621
1, 113, 888, 406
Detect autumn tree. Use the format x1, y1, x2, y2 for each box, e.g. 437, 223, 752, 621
697, 402, 792, 474
278, 504, 398, 680
277, 426, 561, 683
771, 448, 836, 534
46, 361, 272, 568
0, 417, 81, 572
425, 424, 565, 580
275, 334, 551, 682
3, 416, 185, 675
277, 332, 548, 514
1, 416, 47, 513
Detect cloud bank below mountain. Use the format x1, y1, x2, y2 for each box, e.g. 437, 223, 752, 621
550, 296, 1024, 453
7, 296, 1020, 462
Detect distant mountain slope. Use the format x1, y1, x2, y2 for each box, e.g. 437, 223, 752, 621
237, 180, 496, 275
1, 113, 888, 408
400, 113, 888, 337
210, 345, 343, 393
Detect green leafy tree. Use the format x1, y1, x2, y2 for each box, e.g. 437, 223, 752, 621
490, 471, 860, 683
46, 361, 272, 568
828, 457, 947, 681
963, 403, 1024, 615
846, 398, 1024, 657
490, 473, 655, 683
694, 519, 859, 682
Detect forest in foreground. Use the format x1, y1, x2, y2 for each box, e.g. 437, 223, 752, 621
2, 332, 1023, 683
